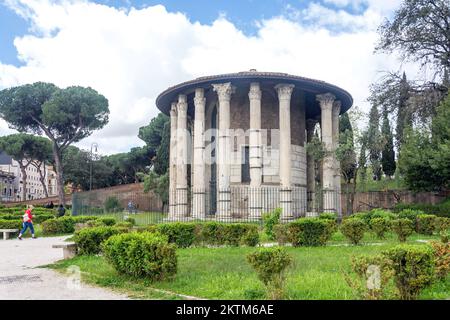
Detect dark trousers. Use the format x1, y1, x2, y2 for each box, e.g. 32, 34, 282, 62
20, 221, 35, 235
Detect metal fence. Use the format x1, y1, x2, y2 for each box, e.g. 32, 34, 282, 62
72, 185, 341, 225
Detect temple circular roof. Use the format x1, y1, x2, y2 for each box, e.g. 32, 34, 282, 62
156, 70, 353, 115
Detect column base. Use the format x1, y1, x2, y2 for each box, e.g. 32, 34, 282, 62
217, 189, 231, 219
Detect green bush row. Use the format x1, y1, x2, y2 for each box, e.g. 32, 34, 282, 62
41, 216, 102, 235
0, 219, 22, 229
102, 232, 177, 280
393, 202, 450, 218
273, 218, 334, 247
147, 222, 260, 248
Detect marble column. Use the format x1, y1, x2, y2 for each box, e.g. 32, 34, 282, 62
316, 93, 336, 213
332, 100, 342, 218
248, 82, 262, 219
275, 83, 295, 220
192, 88, 206, 219
212, 82, 234, 219
169, 102, 178, 219
176, 94, 188, 217
306, 119, 317, 214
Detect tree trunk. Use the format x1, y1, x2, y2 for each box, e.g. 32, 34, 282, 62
36, 162, 49, 198
52, 142, 65, 206
19, 164, 27, 202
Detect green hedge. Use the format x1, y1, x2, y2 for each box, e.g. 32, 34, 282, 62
102, 232, 177, 280
74, 226, 126, 255
153, 222, 260, 247
382, 244, 435, 300
393, 202, 450, 218
0, 219, 22, 229
156, 222, 198, 248
391, 218, 414, 242
340, 218, 367, 245
416, 214, 436, 235
41, 216, 99, 235
287, 218, 333, 246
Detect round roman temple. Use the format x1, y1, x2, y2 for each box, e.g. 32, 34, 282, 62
156, 70, 353, 221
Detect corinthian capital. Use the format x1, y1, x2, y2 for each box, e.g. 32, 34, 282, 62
194, 88, 206, 107
248, 82, 261, 100
316, 93, 335, 111
275, 83, 295, 100
212, 82, 235, 101
177, 94, 188, 114
332, 100, 341, 116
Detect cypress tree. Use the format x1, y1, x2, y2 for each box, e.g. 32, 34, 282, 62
367, 105, 382, 180
381, 107, 396, 177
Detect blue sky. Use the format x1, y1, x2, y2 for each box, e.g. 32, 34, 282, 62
0, 0, 368, 66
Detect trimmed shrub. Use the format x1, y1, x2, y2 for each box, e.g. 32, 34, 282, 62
382, 244, 435, 300
398, 209, 423, 225
391, 218, 414, 242
370, 217, 391, 239
318, 212, 338, 234
431, 241, 450, 281
288, 218, 332, 246
262, 208, 281, 240
33, 214, 55, 224
0, 219, 22, 229
240, 225, 260, 247
98, 217, 117, 226
198, 222, 260, 247
102, 232, 177, 280
246, 247, 292, 299
115, 221, 134, 229
434, 217, 450, 243
42, 216, 99, 235
416, 214, 436, 235
429, 241, 450, 281
273, 224, 290, 245
74, 226, 125, 255
156, 223, 197, 248
340, 218, 367, 245
393, 202, 450, 218
345, 254, 394, 300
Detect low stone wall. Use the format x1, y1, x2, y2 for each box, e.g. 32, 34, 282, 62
71, 183, 164, 214
341, 190, 448, 215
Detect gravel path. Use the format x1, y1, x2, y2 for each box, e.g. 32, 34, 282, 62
0, 236, 129, 300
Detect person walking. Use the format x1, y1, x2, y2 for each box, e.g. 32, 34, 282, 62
57, 204, 66, 217
18, 205, 36, 240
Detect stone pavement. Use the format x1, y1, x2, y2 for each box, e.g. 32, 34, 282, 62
0, 236, 128, 300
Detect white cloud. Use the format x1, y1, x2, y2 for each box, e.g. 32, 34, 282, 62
0, 0, 420, 154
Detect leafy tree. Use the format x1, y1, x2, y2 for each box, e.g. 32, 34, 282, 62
337, 113, 357, 184
381, 107, 396, 178
399, 95, 450, 191
376, 0, 450, 75
366, 105, 383, 180
0, 133, 48, 200
153, 120, 170, 175
139, 113, 170, 174
138, 113, 169, 150
62, 146, 114, 190
141, 171, 169, 212
0, 83, 109, 205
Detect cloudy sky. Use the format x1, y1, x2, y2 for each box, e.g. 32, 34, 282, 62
0, 0, 422, 155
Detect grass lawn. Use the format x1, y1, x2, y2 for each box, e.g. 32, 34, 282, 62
48, 231, 450, 300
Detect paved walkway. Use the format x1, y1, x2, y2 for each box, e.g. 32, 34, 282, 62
0, 236, 128, 300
